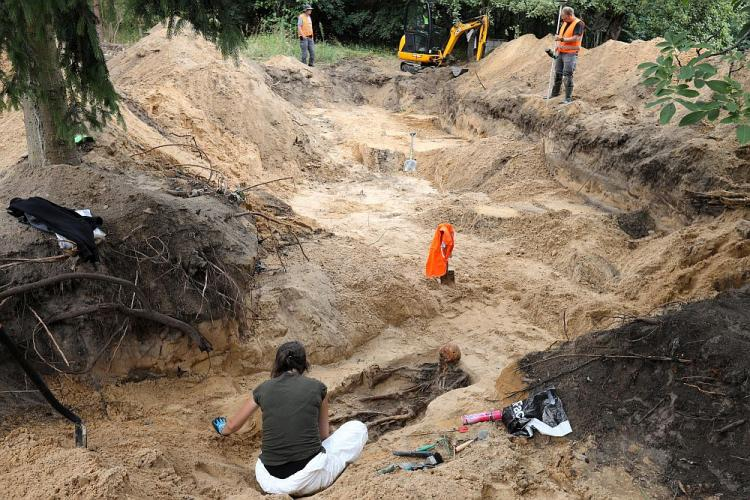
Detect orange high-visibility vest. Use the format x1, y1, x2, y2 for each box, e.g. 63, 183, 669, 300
425, 223, 455, 278
299, 13, 314, 38
558, 18, 583, 53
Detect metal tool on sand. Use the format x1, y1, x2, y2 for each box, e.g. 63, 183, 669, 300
404, 132, 417, 172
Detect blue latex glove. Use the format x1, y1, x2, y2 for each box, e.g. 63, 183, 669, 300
212, 416, 227, 436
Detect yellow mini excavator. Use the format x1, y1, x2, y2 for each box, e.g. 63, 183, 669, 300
398, 0, 489, 73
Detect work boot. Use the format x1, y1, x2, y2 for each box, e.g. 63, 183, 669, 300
562, 75, 574, 103
545, 77, 562, 99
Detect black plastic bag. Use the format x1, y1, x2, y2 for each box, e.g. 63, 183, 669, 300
501, 388, 572, 438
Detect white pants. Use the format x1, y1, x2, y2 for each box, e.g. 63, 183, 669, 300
255, 420, 368, 496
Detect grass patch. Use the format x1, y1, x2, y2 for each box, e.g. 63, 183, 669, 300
244, 31, 392, 64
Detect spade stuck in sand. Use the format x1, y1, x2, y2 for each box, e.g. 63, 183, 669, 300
404, 132, 417, 172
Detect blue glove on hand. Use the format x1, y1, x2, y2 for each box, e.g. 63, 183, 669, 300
212, 416, 228, 436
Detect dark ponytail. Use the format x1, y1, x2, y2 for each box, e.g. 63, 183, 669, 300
271, 341, 309, 378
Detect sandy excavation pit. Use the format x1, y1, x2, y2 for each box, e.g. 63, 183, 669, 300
0, 24, 748, 500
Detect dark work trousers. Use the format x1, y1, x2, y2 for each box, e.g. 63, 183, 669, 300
551, 52, 578, 99
300, 37, 315, 66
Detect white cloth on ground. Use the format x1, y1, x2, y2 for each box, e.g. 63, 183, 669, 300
255, 420, 368, 496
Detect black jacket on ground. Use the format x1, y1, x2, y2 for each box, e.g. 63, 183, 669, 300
7, 197, 103, 263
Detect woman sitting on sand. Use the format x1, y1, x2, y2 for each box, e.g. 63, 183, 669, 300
211, 341, 368, 496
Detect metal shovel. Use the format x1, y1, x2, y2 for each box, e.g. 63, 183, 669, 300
404, 132, 417, 172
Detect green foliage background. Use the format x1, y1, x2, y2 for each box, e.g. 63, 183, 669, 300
95, 0, 749, 49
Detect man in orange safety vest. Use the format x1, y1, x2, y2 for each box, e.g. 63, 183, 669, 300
298, 5, 315, 67
550, 6, 585, 104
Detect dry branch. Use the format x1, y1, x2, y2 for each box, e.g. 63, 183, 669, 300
45, 303, 212, 352
0, 255, 70, 270
522, 353, 691, 369
0, 273, 150, 309
683, 382, 726, 397
636, 396, 668, 424
715, 419, 745, 433
237, 176, 295, 194
507, 358, 599, 399
30, 307, 70, 367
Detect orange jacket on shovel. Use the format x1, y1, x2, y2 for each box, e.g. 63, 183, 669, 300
425, 223, 455, 278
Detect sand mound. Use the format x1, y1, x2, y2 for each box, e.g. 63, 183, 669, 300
476, 35, 662, 108
0, 428, 131, 498
0, 25, 333, 184
101, 24, 331, 186
518, 286, 750, 498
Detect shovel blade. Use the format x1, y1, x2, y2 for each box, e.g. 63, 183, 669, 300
440, 270, 455, 285
404, 159, 417, 172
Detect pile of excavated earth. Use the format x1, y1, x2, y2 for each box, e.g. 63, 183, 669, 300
0, 24, 747, 499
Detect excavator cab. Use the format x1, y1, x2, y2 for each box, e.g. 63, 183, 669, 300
401, 1, 436, 55
398, 0, 489, 73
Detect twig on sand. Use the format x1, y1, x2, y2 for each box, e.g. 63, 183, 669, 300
636, 396, 668, 424
506, 358, 598, 399
30, 307, 70, 367
715, 419, 746, 434
234, 211, 298, 228
522, 353, 692, 369
367, 230, 387, 246
130, 143, 201, 158
683, 382, 726, 397
474, 70, 487, 90
170, 163, 223, 178
237, 176, 295, 194
731, 455, 750, 462
0, 255, 69, 270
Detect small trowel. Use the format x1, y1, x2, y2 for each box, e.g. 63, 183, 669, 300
403, 132, 417, 172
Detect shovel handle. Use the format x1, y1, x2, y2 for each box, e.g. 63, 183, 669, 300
455, 438, 476, 453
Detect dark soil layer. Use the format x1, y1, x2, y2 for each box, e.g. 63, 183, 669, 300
616, 209, 656, 239
0, 161, 258, 377
519, 287, 750, 498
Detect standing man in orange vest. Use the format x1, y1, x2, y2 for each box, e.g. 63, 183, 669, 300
298, 5, 315, 67
550, 6, 585, 104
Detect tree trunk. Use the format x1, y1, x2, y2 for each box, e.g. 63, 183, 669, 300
92, 0, 105, 42
605, 13, 626, 42
22, 26, 79, 167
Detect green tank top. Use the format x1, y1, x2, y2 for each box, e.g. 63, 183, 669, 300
253, 372, 327, 466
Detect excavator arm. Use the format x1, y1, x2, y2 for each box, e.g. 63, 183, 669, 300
440, 15, 489, 62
